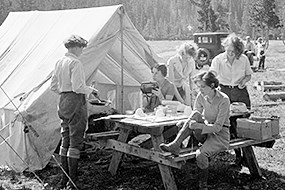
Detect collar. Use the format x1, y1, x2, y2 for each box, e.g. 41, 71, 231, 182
214, 90, 222, 98
205, 89, 221, 103
220, 52, 228, 62
65, 52, 79, 59
221, 52, 236, 65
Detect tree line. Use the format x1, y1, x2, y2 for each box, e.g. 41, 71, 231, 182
0, 0, 283, 40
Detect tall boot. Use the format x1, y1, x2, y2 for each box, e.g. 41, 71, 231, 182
198, 167, 209, 190
160, 124, 192, 155
188, 135, 199, 149
66, 157, 79, 190
234, 148, 242, 166
59, 155, 69, 189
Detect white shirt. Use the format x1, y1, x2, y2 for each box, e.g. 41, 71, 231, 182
50, 52, 94, 95
244, 41, 255, 52
167, 54, 196, 87
210, 52, 253, 86
256, 42, 266, 57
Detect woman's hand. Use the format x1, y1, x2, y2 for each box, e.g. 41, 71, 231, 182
235, 77, 244, 85
235, 75, 251, 89
176, 120, 186, 129
236, 78, 246, 89
152, 88, 163, 99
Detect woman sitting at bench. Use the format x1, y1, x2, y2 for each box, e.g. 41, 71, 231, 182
160, 71, 230, 190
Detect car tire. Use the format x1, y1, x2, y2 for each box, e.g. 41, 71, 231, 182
196, 48, 210, 67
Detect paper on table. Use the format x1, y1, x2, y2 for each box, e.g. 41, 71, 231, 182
131, 113, 188, 123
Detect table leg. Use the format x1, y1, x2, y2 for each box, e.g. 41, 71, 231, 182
139, 125, 178, 149
108, 126, 131, 175
242, 146, 263, 178
152, 134, 178, 190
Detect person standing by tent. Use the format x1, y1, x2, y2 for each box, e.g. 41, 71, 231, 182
256, 37, 266, 70
50, 34, 98, 189
167, 42, 198, 106
210, 33, 253, 168
244, 36, 255, 66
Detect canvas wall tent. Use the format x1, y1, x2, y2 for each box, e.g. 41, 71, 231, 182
0, 5, 160, 172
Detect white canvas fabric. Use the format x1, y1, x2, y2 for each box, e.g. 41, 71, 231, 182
0, 5, 160, 172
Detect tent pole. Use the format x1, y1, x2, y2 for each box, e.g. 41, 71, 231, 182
120, 7, 124, 113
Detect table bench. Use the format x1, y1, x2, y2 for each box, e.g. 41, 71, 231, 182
86, 131, 120, 141
83, 131, 120, 154
87, 116, 280, 190
160, 136, 279, 178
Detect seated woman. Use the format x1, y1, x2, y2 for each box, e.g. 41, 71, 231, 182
143, 63, 184, 112
159, 71, 230, 190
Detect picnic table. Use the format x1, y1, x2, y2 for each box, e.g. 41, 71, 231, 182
86, 113, 279, 190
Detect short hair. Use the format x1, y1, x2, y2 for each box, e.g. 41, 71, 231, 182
257, 37, 263, 42
177, 42, 198, 58
64, 34, 88, 49
193, 71, 219, 89
153, 63, 167, 77
222, 33, 244, 59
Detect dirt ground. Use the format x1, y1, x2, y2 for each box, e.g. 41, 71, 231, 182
0, 140, 285, 190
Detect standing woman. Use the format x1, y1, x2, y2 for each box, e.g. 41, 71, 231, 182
256, 37, 266, 70
210, 33, 253, 167
167, 42, 198, 106
244, 36, 255, 66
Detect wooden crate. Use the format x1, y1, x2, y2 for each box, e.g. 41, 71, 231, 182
237, 118, 272, 140
250, 116, 280, 137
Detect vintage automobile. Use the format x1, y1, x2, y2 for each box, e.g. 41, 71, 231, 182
194, 32, 229, 68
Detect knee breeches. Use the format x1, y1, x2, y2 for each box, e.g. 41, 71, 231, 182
58, 92, 87, 159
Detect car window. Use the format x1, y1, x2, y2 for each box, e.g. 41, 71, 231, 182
198, 36, 213, 44
220, 37, 226, 43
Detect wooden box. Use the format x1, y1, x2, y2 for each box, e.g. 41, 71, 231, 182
237, 118, 272, 140
250, 116, 280, 137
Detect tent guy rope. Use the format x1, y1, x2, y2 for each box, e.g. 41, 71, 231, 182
0, 85, 80, 190
0, 85, 46, 188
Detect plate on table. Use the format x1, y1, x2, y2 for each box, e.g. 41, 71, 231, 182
161, 100, 181, 106
89, 99, 106, 106
107, 114, 130, 119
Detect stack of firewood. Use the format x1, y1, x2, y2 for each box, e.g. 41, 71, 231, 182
253, 81, 285, 101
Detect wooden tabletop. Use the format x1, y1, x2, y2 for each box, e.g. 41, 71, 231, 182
109, 114, 188, 135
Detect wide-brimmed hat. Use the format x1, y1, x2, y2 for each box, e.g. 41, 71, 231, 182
230, 102, 248, 113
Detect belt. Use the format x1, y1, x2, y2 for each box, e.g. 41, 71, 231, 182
223, 125, 230, 128
220, 84, 238, 89
60, 91, 73, 94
